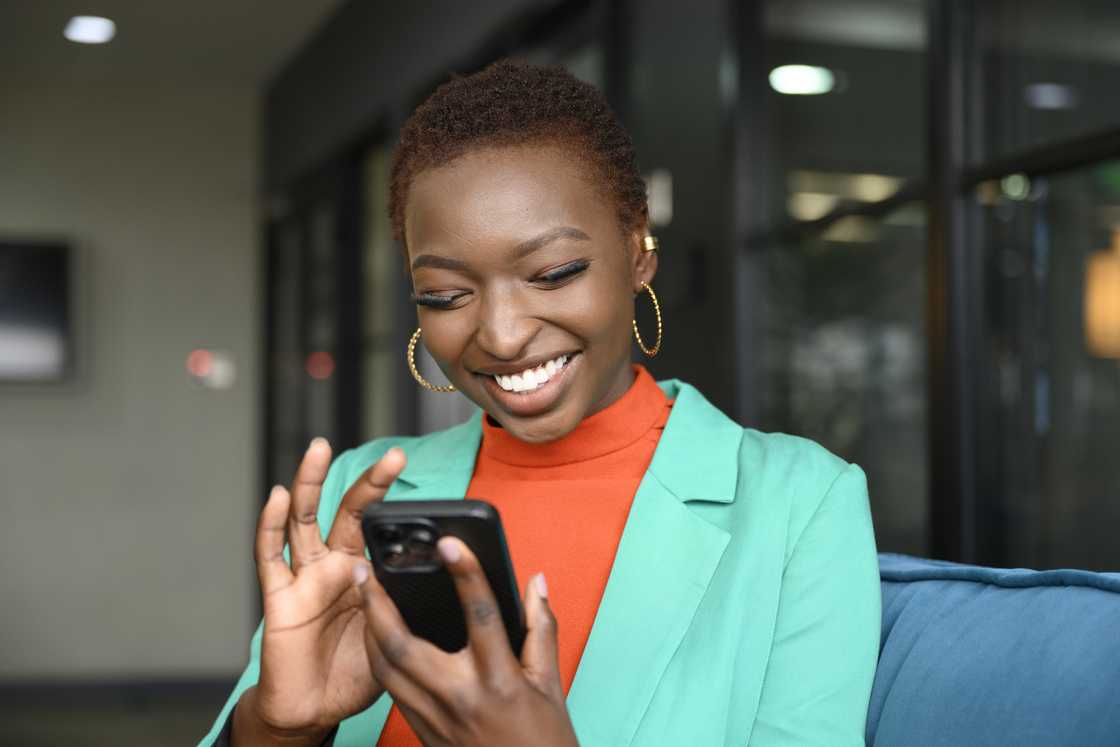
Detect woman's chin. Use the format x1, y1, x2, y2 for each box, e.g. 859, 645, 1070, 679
492, 408, 582, 444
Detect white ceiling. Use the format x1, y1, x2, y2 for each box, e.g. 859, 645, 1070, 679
0, 0, 345, 85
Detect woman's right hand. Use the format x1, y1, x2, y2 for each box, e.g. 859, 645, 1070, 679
232, 439, 407, 746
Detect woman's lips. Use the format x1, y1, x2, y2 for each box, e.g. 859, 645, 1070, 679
478, 353, 581, 418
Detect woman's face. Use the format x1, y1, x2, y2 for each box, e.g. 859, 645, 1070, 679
405, 143, 657, 443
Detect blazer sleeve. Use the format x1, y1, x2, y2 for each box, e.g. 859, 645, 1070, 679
748, 464, 881, 746
195, 448, 359, 747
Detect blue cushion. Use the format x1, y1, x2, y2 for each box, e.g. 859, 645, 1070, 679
868, 553, 1120, 746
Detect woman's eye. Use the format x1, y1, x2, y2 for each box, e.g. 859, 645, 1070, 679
411, 292, 465, 309
534, 259, 591, 286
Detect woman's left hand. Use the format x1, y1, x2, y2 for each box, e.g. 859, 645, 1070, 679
352, 537, 580, 747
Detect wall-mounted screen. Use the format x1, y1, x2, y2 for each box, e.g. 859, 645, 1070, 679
0, 239, 71, 382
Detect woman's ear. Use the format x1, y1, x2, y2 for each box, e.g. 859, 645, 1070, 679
629, 225, 659, 291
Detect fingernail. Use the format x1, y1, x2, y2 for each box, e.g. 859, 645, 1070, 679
533, 572, 548, 599
308, 437, 327, 451
437, 537, 461, 564
352, 563, 369, 585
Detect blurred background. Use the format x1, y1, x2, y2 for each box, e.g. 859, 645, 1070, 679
2, 0, 1119, 743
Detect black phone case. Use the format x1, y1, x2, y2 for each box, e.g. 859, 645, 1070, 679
361, 499, 526, 656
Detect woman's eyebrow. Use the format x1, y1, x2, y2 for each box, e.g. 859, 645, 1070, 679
410, 226, 590, 271
512, 226, 590, 259
410, 254, 468, 272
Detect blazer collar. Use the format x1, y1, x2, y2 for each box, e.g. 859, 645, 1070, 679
649, 378, 742, 503
389, 412, 482, 499
393, 378, 742, 505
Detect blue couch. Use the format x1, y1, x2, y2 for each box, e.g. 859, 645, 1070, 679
867, 553, 1120, 746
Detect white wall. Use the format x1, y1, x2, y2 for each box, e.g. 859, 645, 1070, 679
0, 81, 259, 679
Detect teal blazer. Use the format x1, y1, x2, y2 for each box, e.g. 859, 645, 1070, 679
202, 378, 881, 746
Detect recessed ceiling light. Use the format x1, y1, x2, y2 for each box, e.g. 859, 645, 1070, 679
1024, 83, 1077, 110
1001, 173, 1031, 201
64, 16, 116, 44
769, 65, 835, 95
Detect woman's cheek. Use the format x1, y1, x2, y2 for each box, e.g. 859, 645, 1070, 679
419, 315, 470, 372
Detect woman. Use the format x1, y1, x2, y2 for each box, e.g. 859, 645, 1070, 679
201, 61, 880, 747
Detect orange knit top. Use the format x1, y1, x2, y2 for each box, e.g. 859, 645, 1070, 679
376, 365, 672, 745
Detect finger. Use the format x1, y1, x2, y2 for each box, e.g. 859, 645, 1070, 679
395, 699, 450, 747
520, 572, 564, 698
325, 447, 407, 555
254, 485, 295, 595
364, 635, 448, 745
352, 562, 449, 695
287, 438, 332, 571
438, 537, 517, 678
356, 587, 446, 734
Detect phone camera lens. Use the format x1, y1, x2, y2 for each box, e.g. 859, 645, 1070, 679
408, 528, 436, 548
376, 526, 402, 544
382, 542, 406, 566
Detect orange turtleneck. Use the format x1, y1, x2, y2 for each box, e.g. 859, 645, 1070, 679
376, 365, 672, 746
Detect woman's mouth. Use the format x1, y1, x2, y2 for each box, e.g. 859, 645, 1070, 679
492, 353, 570, 393
477, 352, 581, 417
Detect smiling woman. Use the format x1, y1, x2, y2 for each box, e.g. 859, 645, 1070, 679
404, 142, 653, 443
201, 61, 881, 747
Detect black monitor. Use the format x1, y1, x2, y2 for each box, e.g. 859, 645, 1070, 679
0, 239, 72, 382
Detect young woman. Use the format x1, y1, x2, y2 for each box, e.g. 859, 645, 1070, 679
201, 61, 880, 747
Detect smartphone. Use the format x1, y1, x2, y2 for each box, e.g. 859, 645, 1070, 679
361, 499, 526, 657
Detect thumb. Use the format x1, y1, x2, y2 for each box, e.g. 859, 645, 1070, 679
520, 573, 563, 698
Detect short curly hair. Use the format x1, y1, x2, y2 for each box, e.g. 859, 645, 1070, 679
389, 59, 647, 248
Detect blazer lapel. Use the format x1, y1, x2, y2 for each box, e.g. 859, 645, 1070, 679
385, 411, 482, 502
566, 380, 742, 746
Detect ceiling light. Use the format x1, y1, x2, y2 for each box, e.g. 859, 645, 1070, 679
1024, 83, 1077, 110
788, 192, 840, 221
769, 65, 835, 95
64, 16, 116, 44
821, 216, 878, 243
788, 170, 903, 203
1000, 173, 1031, 201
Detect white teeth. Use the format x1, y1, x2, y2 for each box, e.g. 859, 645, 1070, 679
492, 354, 572, 393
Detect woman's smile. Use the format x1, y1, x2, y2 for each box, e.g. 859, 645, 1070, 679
475, 351, 582, 418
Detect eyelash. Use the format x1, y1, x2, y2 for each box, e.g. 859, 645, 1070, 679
411, 292, 461, 309
534, 259, 591, 286
411, 259, 591, 309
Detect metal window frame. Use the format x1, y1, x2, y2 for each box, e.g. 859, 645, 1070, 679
734, 0, 1120, 563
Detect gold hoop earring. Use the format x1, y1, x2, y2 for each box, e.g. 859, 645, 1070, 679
407, 327, 456, 392
632, 282, 663, 357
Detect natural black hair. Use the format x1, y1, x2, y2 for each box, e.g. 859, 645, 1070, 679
389, 59, 647, 247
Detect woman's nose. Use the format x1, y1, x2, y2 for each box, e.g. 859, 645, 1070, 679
474, 295, 538, 361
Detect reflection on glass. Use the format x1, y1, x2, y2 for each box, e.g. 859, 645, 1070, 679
977, 0, 1120, 160
0, 242, 70, 381
363, 146, 401, 441
758, 203, 929, 556
270, 222, 304, 487
764, 0, 926, 225
1084, 232, 1120, 358
306, 203, 338, 446
977, 160, 1120, 570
